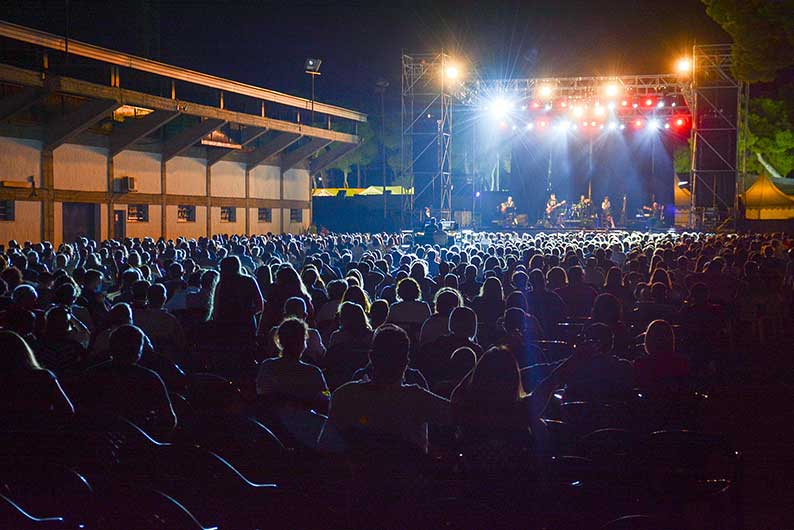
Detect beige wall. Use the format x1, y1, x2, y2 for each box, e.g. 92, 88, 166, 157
210, 206, 245, 235
0, 136, 41, 187
53, 144, 107, 191
166, 156, 206, 195
165, 204, 207, 239
114, 150, 161, 194
115, 203, 163, 239
249, 164, 281, 199
282, 168, 310, 201
283, 207, 310, 233
211, 161, 246, 198
247, 207, 280, 234
0, 200, 41, 244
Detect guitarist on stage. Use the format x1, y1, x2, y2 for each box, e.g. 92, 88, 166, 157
545, 193, 566, 228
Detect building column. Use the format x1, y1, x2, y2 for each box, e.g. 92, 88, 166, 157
244, 166, 251, 236
279, 167, 285, 234
206, 163, 212, 237
160, 160, 167, 240
41, 149, 54, 242
107, 155, 115, 240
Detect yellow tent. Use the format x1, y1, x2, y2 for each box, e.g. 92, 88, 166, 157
673, 175, 691, 227
742, 173, 794, 220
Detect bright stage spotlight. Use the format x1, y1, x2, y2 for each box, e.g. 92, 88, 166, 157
581, 121, 588, 127
675, 118, 685, 127
560, 101, 568, 108
648, 119, 661, 129
619, 124, 626, 130
621, 100, 628, 107
607, 121, 618, 130
539, 120, 547, 128
607, 102, 616, 110
645, 98, 654, 107
664, 123, 671, 129
526, 122, 535, 130
538, 84, 554, 99
632, 102, 639, 108
590, 121, 596, 127
490, 98, 513, 118
572, 106, 585, 118
634, 119, 644, 128
657, 100, 665, 108
594, 106, 605, 117
445, 64, 460, 80
520, 105, 527, 111
604, 83, 621, 98
676, 57, 692, 74
544, 103, 552, 111
557, 120, 571, 131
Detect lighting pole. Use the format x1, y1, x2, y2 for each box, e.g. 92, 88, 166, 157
304, 58, 322, 125
375, 79, 390, 222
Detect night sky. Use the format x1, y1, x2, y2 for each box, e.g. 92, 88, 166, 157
5, 0, 728, 114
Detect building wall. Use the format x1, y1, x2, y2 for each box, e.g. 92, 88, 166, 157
0, 200, 41, 244
211, 161, 246, 198
166, 204, 207, 240
0, 136, 311, 242
0, 136, 41, 186
53, 144, 107, 191
283, 168, 310, 201
247, 207, 280, 234
210, 206, 245, 235
114, 150, 161, 194
166, 156, 206, 195
249, 164, 280, 199
115, 203, 163, 239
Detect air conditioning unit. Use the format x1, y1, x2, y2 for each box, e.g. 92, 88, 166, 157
115, 176, 138, 192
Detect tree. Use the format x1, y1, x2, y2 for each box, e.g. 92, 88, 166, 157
702, 0, 794, 82
327, 121, 377, 188
744, 98, 794, 178
674, 143, 692, 175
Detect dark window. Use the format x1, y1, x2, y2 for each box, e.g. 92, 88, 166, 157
177, 205, 196, 223
0, 200, 14, 221
127, 204, 149, 223
258, 208, 272, 222
220, 206, 236, 223
289, 208, 303, 223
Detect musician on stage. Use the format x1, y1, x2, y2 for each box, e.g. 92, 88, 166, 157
546, 193, 566, 227
500, 196, 516, 227
601, 195, 615, 229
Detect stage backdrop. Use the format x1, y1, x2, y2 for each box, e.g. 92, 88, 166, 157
509, 132, 675, 223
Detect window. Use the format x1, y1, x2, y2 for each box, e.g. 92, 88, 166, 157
0, 200, 14, 221
127, 204, 149, 223
220, 206, 237, 223
258, 208, 272, 222
177, 205, 196, 223
289, 208, 303, 223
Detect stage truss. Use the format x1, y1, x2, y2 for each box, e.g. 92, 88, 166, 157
400, 44, 744, 229
401, 52, 453, 227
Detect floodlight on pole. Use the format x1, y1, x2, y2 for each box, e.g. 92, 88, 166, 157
676, 57, 692, 74
304, 58, 322, 125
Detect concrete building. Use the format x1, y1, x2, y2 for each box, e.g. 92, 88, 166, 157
0, 21, 364, 245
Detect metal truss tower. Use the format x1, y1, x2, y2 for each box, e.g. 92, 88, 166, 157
401, 52, 453, 227
688, 44, 748, 230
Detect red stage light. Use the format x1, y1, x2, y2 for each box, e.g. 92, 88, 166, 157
560, 101, 568, 108
621, 100, 628, 106
634, 119, 643, 127
675, 118, 685, 127
645, 98, 653, 106
532, 101, 541, 109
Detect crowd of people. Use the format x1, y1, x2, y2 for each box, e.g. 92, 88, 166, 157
1, 228, 791, 528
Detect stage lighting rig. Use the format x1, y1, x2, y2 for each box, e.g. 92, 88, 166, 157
676, 57, 692, 74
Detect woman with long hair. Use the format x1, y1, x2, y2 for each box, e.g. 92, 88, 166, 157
328, 301, 373, 349
211, 256, 264, 334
